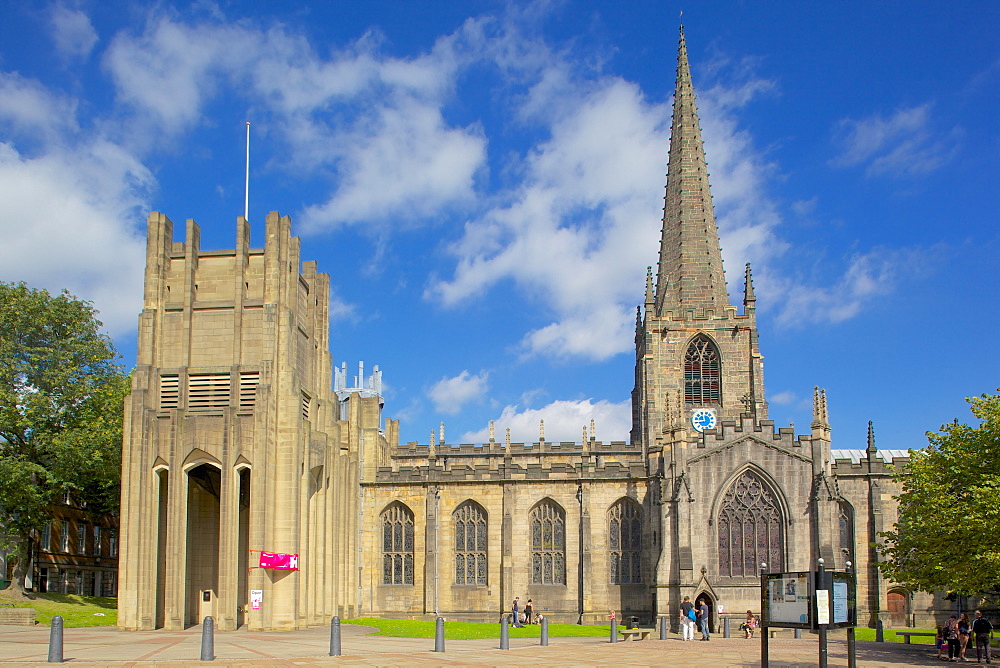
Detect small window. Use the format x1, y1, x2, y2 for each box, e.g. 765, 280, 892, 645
60, 521, 70, 552
93, 526, 102, 556
77, 523, 86, 554
159, 375, 179, 410
41, 525, 52, 552
109, 529, 117, 557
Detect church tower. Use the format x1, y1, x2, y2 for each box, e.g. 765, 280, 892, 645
632, 25, 767, 458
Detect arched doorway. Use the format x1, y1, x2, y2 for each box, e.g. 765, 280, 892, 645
887, 589, 911, 628
186, 463, 221, 627
695, 591, 716, 634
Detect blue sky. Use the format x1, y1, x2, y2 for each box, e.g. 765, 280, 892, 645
1, 1, 997, 449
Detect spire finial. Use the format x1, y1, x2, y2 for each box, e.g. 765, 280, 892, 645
744, 262, 756, 311
645, 266, 654, 305
539, 419, 545, 442
505, 427, 511, 448
589, 418, 596, 441
489, 420, 495, 443
866, 421, 876, 452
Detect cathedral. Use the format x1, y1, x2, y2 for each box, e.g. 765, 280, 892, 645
116, 27, 933, 633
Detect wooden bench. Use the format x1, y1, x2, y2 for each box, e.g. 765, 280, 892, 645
619, 628, 653, 641
895, 631, 936, 644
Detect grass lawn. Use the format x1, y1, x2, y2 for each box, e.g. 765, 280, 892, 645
343, 618, 612, 640
0, 591, 117, 627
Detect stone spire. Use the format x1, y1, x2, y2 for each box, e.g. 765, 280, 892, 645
743, 262, 756, 314
655, 25, 730, 316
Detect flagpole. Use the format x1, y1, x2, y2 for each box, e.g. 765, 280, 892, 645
244, 122, 250, 221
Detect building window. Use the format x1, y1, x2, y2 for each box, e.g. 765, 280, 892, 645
530, 500, 565, 585
718, 470, 784, 577
454, 501, 487, 585
187, 374, 231, 412
41, 525, 51, 552
684, 334, 721, 405
838, 501, 854, 559
609, 499, 642, 584
77, 523, 86, 554
93, 526, 101, 556
60, 521, 70, 552
381, 503, 414, 585
109, 529, 117, 557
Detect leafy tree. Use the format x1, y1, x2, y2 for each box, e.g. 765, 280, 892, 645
0, 282, 128, 595
879, 392, 1000, 595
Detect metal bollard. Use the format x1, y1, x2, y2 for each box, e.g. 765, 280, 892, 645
200, 616, 215, 661
47, 615, 63, 663
724, 616, 731, 638
875, 619, 884, 643
610, 617, 617, 643
541, 616, 549, 646
500, 614, 509, 650
329, 616, 341, 656
794, 628, 802, 639
434, 616, 445, 652
659, 616, 667, 640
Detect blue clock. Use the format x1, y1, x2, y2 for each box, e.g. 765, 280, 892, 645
691, 409, 717, 432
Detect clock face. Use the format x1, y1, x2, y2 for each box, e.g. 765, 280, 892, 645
691, 408, 717, 433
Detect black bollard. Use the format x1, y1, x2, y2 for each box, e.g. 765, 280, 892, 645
500, 614, 509, 650
47, 615, 63, 663
434, 616, 445, 652
724, 616, 731, 638
329, 616, 341, 656
875, 618, 884, 642
200, 616, 215, 661
610, 617, 617, 643
540, 616, 549, 646
794, 628, 802, 639
659, 616, 667, 640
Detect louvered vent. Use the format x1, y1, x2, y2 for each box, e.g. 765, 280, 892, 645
301, 393, 311, 421
159, 375, 179, 411
239, 372, 259, 411
188, 374, 231, 412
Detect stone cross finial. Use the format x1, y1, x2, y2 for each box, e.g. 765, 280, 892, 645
540, 419, 545, 442
489, 420, 495, 443
505, 427, 511, 448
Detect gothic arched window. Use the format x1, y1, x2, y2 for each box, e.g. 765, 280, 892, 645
838, 501, 854, 559
717, 470, 783, 577
381, 503, 414, 585
454, 501, 487, 585
609, 499, 642, 584
530, 500, 565, 585
684, 335, 721, 405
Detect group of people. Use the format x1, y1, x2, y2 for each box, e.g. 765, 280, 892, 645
937, 610, 994, 663
677, 596, 733, 641
510, 597, 537, 627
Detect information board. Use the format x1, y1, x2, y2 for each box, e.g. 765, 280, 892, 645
761, 572, 812, 628
826, 571, 857, 628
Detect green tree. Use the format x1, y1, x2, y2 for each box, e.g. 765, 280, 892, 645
0, 282, 128, 596
879, 392, 1000, 595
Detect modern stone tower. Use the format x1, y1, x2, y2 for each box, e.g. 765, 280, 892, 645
117, 211, 396, 631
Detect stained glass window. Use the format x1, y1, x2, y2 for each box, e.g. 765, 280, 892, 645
454, 501, 487, 585
530, 500, 565, 584
609, 499, 642, 584
380, 503, 414, 585
717, 470, 783, 577
684, 335, 721, 405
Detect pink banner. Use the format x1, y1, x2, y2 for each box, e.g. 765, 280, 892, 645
259, 552, 299, 570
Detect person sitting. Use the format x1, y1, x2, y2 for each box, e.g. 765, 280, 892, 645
740, 610, 758, 639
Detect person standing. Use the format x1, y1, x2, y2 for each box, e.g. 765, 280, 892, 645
946, 614, 961, 661
697, 598, 710, 641
524, 599, 534, 625
678, 596, 695, 641
511, 597, 525, 628
972, 610, 993, 664
959, 612, 972, 661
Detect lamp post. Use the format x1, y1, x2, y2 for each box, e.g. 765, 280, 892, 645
846, 561, 856, 668
818, 557, 828, 668
760, 562, 769, 668
576, 484, 584, 624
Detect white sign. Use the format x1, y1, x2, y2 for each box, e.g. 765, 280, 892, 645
815, 589, 830, 625
832, 581, 848, 624
250, 589, 263, 611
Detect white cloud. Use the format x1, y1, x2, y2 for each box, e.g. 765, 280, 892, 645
50, 5, 99, 59
770, 391, 797, 406
831, 104, 958, 176
460, 398, 631, 444
772, 248, 917, 327
429, 370, 490, 415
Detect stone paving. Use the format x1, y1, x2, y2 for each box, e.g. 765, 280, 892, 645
0, 624, 945, 667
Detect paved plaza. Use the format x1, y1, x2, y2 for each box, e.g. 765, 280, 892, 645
0, 624, 946, 667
